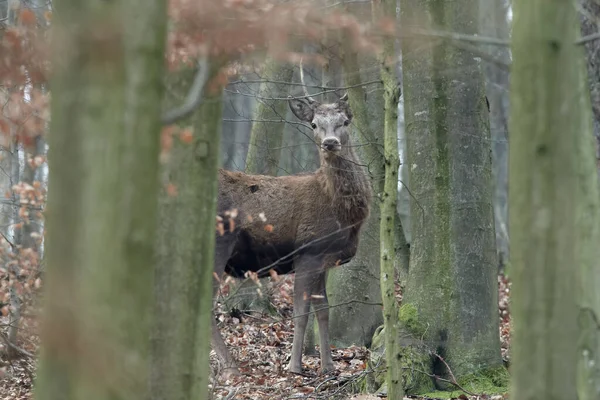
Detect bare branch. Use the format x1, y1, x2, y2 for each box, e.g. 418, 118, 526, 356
405, 27, 511, 46
161, 57, 210, 125
576, 32, 600, 45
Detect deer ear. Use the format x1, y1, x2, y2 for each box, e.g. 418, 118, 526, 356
336, 94, 353, 122
288, 97, 316, 122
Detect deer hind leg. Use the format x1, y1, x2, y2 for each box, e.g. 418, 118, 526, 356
312, 270, 334, 373
211, 235, 240, 377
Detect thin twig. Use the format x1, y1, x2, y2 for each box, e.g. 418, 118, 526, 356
576, 32, 600, 45
0, 333, 35, 359
161, 57, 209, 125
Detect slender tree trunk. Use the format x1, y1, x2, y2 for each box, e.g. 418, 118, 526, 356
35, 1, 166, 400
509, 0, 584, 398
377, 0, 403, 397
479, 0, 510, 268
151, 62, 223, 400
579, 0, 600, 177
399, 0, 503, 393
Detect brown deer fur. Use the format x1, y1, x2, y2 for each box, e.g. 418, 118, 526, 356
212, 93, 371, 376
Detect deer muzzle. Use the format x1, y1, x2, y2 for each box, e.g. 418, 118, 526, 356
322, 137, 341, 152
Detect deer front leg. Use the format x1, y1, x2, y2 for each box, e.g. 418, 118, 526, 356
288, 261, 313, 374
212, 235, 240, 377
312, 270, 334, 373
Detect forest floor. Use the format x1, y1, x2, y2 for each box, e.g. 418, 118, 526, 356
209, 273, 512, 400
0, 273, 511, 400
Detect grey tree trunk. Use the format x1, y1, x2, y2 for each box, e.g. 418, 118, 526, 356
227, 60, 295, 315
35, 1, 166, 399
151, 62, 223, 400
326, 42, 384, 348
579, 0, 600, 177
245, 60, 295, 176
509, 0, 586, 398
399, 0, 503, 393
479, 0, 511, 267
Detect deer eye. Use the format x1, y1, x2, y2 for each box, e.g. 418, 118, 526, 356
311, 122, 317, 129
343, 119, 350, 126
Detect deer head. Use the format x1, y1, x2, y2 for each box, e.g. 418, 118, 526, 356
288, 62, 353, 160
288, 94, 353, 159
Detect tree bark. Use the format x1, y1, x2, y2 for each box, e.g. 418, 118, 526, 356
151, 62, 223, 400
245, 60, 295, 176
326, 43, 384, 348
377, 0, 403, 396
35, 1, 166, 399
509, 0, 584, 398
579, 0, 600, 177
400, 0, 503, 392
479, 0, 510, 268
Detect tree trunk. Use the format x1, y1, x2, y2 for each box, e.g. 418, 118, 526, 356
377, 0, 403, 396
575, 48, 600, 400
399, 0, 503, 393
579, 0, 600, 177
326, 43, 384, 348
35, 1, 166, 399
479, 0, 510, 268
226, 60, 295, 315
509, 0, 584, 398
151, 62, 223, 400
245, 60, 294, 176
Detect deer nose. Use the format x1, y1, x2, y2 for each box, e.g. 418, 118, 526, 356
322, 137, 341, 151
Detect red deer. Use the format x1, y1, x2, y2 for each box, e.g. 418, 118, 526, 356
212, 87, 371, 377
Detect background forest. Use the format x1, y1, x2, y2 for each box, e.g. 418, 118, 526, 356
0, 0, 599, 399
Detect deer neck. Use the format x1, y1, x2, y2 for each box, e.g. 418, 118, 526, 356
318, 146, 371, 223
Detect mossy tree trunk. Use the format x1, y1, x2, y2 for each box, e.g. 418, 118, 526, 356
575, 51, 600, 400
326, 42, 385, 348
326, 1, 411, 349
400, 0, 502, 393
35, 1, 166, 399
509, 0, 587, 398
377, 0, 403, 397
151, 62, 223, 400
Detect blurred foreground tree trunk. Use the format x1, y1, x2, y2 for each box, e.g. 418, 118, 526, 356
151, 62, 223, 400
509, 0, 591, 398
399, 0, 503, 394
35, 1, 166, 399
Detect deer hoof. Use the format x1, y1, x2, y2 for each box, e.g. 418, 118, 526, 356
287, 362, 304, 375
321, 362, 335, 374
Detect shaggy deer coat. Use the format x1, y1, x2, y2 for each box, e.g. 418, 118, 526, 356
212, 93, 371, 375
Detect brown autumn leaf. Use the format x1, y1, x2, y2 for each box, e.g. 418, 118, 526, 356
179, 128, 193, 144
19, 8, 37, 26
166, 183, 178, 197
